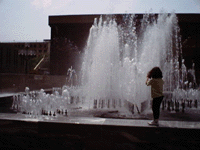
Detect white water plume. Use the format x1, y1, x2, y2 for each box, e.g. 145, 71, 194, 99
81, 13, 180, 110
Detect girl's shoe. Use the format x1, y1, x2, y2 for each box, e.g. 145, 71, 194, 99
148, 120, 159, 126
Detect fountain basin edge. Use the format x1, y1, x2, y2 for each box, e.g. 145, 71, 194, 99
0, 113, 200, 149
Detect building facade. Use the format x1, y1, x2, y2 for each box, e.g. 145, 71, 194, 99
0, 40, 50, 74
48, 14, 200, 84
0, 43, 19, 73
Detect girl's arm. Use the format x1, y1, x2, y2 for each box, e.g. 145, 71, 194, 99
146, 77, 149, 85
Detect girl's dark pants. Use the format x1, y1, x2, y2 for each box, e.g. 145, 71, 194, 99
152, 96, 164, 119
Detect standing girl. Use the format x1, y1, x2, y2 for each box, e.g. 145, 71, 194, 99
146, 67, 164, 126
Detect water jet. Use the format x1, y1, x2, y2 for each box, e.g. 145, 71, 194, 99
1, 13, 200, 149
10, 13, 200, 118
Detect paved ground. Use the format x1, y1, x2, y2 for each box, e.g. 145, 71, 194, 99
1, 94, 200, 149
0, 113, 200, 150
0, 101, 200, 150
1, 92, 200, 122
0, 110, 200, 129
67, 106, 200, 123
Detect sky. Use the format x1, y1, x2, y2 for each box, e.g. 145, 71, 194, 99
0, 0, 200, 42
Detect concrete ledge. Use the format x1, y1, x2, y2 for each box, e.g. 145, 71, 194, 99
0, 113, 200, 149
0, 113, 200, 129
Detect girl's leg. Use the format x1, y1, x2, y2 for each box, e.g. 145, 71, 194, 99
152, 96, 164, 121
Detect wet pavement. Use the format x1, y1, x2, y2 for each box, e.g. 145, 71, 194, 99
0, 95, 200, 149
0, 112, 200, 129
0, 113, 200, 150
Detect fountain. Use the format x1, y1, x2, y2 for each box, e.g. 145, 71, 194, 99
11, 13, 200, 118
2, 13, 200, 149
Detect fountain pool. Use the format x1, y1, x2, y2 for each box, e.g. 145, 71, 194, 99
11, 13, 200, 118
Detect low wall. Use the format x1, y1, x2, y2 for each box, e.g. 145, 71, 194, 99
0, 114, 200, 149
0, 73, 67, 93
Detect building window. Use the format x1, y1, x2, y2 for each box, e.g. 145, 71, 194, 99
6, 49, 10, 67
0, 49, 2, 68
39, 50, 42, 53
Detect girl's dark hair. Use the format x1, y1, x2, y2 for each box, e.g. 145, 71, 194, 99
147, 67, 163, 78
